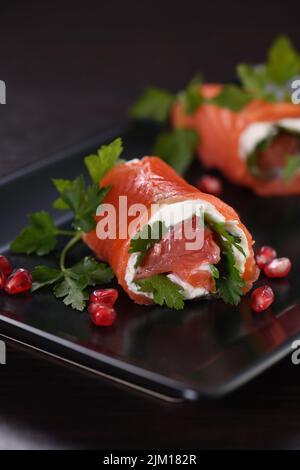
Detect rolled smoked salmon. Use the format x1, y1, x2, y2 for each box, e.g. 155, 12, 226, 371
172, 84, 300, 196
83, 157, 258, 306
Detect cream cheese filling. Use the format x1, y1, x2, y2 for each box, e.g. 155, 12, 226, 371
239, 118, 300, 160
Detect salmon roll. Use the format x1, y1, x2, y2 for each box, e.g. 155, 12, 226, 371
131, 36, 300, 196
172, 84, 300, 196
83, 157, 258, 308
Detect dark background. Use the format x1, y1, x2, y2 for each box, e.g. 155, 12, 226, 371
1, 0, 300, 450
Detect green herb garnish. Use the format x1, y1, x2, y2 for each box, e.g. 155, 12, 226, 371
210, 264, 220, 280
10, 211, 67, 256
53, 174, 110, 233
213, 222, 246, 258
130, 87, 175, 124
179, 75, 204, 114
84, 137, 123, 184
237, 64, 277, 102
136, 274, 185, 310
154, 128, 198, 174
206, 220, 246, 306
267, 35, 300, 86
32, 257, 113, 311
237, 35, 300, 102
283, 154, 300, 182
11, 138, 122, 311
210, 85, 253, 112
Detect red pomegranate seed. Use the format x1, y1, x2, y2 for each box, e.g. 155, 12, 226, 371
0, 271, 6, 290
251, 286, 274, 313
5, 268, 32, 295
255, 246, 277, 269
89, 288, 118, 306
88, 303, 116, 327
197, 175, 223, 196
0, 255, 12, 277
264, 257, 292, 278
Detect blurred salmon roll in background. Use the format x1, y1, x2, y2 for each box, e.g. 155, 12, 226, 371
131, 36, 300, 197
172, 83, 300, 196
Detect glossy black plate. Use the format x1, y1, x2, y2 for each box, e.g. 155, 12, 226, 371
0, 123, 300, 401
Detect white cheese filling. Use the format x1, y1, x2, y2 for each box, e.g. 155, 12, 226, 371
124, 200, 249, 301
239, 118, 300, 160
126, 158, 140, 164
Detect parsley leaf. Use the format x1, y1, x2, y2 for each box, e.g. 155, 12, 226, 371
213, 222, 246, 258
53, 175, 110, 232
206, 220, 245, 305
52, 179, 73, 210
32, 266, 63, 291
32, 257, 114, 311
267, 35, 300, 86
216, 255, 245, 306
237, 36, 300, 102
136, 274, 185, 310
53, 256, 113, 311
54, 276, 89, 312
10, 211, 58, 256
283, 154, 300, 182
210, 85, 252, 111
11, 137, 122, 313
84, 138, 123, 184
68, 256, 114, 286
130, 87, 175, 123
129, 221, 167, 267
179, 75, 204, 114
237, 64, 277, 101
210, 264, 220, 280
154, 128, 198, 174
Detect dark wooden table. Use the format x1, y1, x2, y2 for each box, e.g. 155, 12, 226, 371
1, 0, 300, 450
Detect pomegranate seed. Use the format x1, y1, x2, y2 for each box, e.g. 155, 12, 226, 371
89, 288, 118, 306
0, 255, 12, 277
88, 303, 116, 327
255, 246, 277, 269
0, 271, 6, 290
264, 257, 292, 278
5, 268, 32, 295
197, 175, 223, 196
251, 286, 274, 313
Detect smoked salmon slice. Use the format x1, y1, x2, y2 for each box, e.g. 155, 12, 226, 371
172, 84, 300, 196
83, 157, 258, 306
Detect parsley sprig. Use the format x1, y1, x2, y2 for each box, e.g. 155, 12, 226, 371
237, 35, 300, 102
154, 128, 199, 174
10, 211, 75, 256
136, 274, 185, 310
283, 154, 300, 182
11, 138, 122, 311
130, 87, 175, 124
208, 221, 246, 306
178, 75, 205, 114
53, 175, 110, 232
32, 257, 114, 311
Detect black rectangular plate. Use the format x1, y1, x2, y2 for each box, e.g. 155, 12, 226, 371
1, 123, 300, 401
